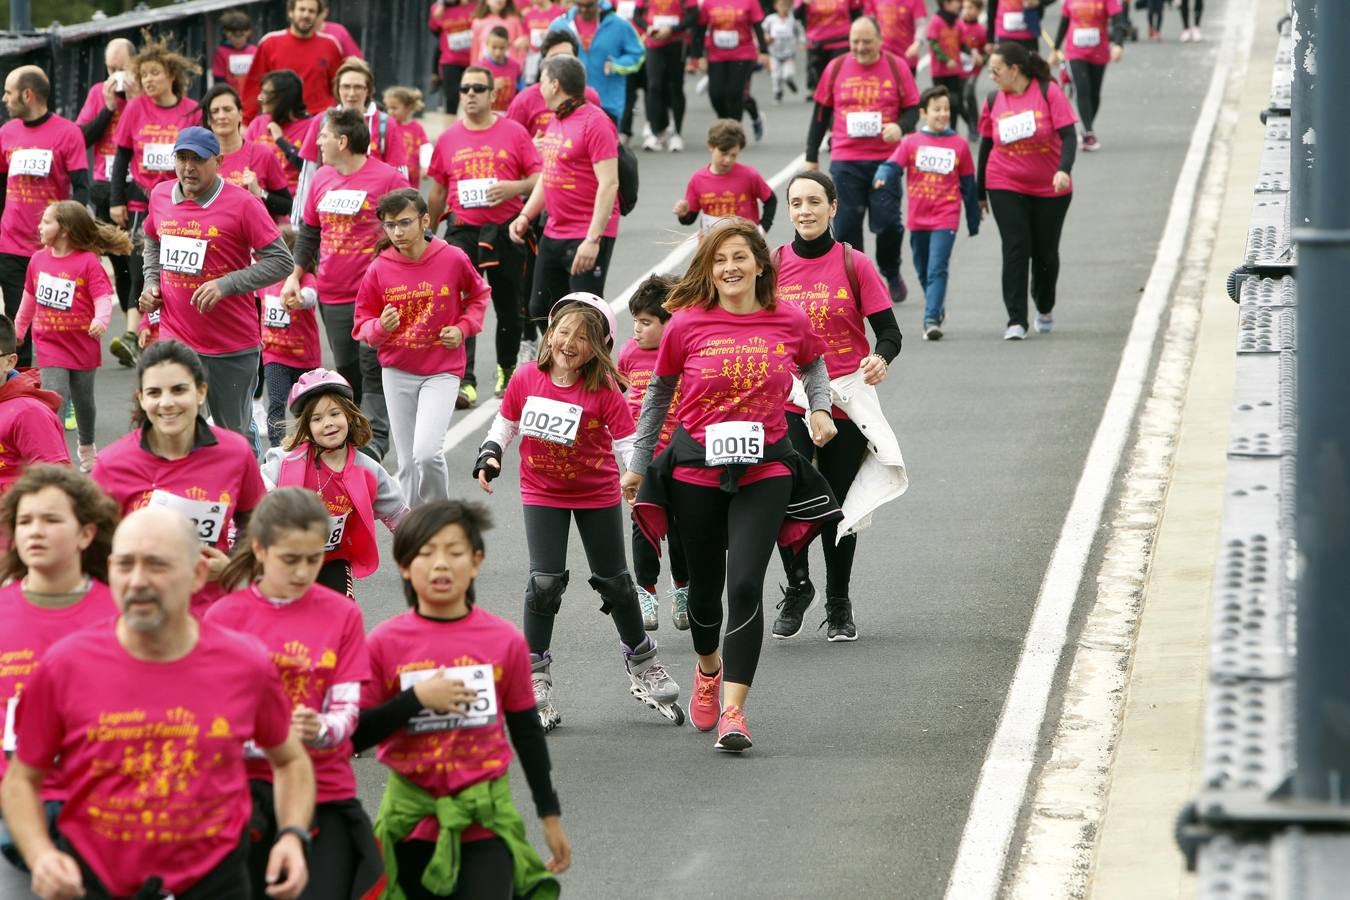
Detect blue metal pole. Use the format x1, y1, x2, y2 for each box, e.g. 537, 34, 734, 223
10, 0, 32, 32
1290, 0, 1315, 228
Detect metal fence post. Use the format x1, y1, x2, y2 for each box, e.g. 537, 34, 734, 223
10, 0, 33, 32
1293, 0, 1350, 803
1289, 0, 1315, 227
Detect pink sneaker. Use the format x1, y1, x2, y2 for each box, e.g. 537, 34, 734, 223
689, 664, 722, 732
715, 704, 752, 752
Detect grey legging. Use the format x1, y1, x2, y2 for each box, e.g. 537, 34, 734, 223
40, 367, 96, 445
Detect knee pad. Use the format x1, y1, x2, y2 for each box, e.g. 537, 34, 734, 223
525, 570, 569, 616
588, 572, 637, 616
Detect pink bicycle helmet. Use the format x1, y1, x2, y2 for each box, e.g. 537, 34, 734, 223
548, 292, 618, 348
288, 368, 354, 416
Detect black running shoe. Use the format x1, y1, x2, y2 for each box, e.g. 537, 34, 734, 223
821, 597, 858, 642
772, 581, 816, 639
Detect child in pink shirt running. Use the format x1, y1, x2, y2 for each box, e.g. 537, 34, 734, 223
673, 119, 776, 239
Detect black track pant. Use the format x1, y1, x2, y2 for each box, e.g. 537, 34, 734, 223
90, 180, 134, 314
446, 224, 525, 389
1179, 0, 1203, 28
932, 75, 966, 132
806, 44, 846, 90
669, 475, 792, 685
394, 837, 514, 900
645, 41, 688, 136
1145, 0, 1165, 30
528, 234, 616, 322
317, 557, 355, 598
987, 189, 1072, 329
441, 64, 467, 114
708, 60, 755, 121
621, 70, 644, 137
521, 502, 646, 654
1068, 60, 1106, 133
779, 414, 868, 601
248, 780, 376, 899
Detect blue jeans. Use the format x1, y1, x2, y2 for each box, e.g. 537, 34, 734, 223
910, 229, 957, 324
830, 159, 904, 277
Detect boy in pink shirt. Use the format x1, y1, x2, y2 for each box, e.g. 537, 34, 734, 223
210, 11, 258, 99
673, 119, 776, 238
0, 317, 69, 495
481, 26, 526, 111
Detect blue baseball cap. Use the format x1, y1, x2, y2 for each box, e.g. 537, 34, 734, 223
172, 126, 220, 159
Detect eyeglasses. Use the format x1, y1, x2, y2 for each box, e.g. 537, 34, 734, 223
381, 217, 421, 232
459, 83, 491, 94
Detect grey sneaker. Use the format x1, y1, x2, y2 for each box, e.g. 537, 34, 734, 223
638, 585, 659, 631
668, 585, 690, 630
624, 639, 679, 705
1003, 324, 1028, 341
923, 320, 943, 341
531, 653, 561, 732
772, 580, 816, 639
820, 597, 858, 642
1034, 313, 1055, 333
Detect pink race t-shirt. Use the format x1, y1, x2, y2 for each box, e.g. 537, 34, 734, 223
428, 117, 541, 227
505, 83, 604, 137
617, 339, 679, 451
260, 272, 321, 369
431, 1, 478, 66
352, 239, 491, 376
298, 109, 410, 178
1062, 0, 1124, 65
775, 241, 890, 388
75, 83, 127, 183
888, 130, 976, 230
113, 95, 200, 210
22, 248, 113, 370
398, 118, 429, 187
699, 0, 764, 63
211, 44, 258, 97
814, 52, 920, 161
145, 178, 280, 356
958, 19, 985, 76
928, 14, 968, 79
638, 0, 697, 47
978, 81, 1078, 197
0, 115, 88, 256
480, 55, 524, 111
0, 580, 116, 787
799, 0, 860, 48
14, 621, 291, 898
243, 115, 312, 193
91, 423, 267, 614
523, 4, 564, 49
362, 606, 535, 843
0, 372, 69, 491
993, 0, 1037, 40
537, 103, 620, 239
205, 584, 368, 804
302, 157, 410, 305
866, 0, 928, 58
218, 140, 289, 196
683, 162, 772, 232
499, 363, 634, 508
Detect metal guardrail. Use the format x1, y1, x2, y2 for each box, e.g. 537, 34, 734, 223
1, 0, 440, 122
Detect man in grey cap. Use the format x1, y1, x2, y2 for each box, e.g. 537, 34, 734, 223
140, 126, 293, 453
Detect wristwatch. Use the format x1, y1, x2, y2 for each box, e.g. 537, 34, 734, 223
274, 825, 312, 856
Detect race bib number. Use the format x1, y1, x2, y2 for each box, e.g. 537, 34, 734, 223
1002, 10, 1026, 32
142, 142, 175, 172
35, 272, 76, 310
705, 420, 764, 466
520, 395, 582, 446
712, 29, 740, 49
3, 695, 17, 752
9, 148, 52, 178
845, 111, 883, 138
997, 109, 1037, 144
227, 53, 254, 76
457, 177, 498, 209
699, 212, 729, 234
159, 234, 208, 275
652, 14, 680, 29
448, 29, 474, 51
399, 665, 499, 732
262, 294, 290, 328
148, 489, 228, 544
616, 0, 636, 19
915, 146, 957, 175
324, 512, 349, 552
316, 189, 368, 217
1072, 27, 1101, 48
530, 27, 548, 48
961, 50, 976, 73
147, 309, 161, 326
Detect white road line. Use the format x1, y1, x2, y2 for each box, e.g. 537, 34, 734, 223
941, 8, 1248, 898
442, 151, 807, 455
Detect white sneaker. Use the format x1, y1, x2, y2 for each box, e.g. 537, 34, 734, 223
517, 338, 539, 366
1179, 28, 1192, 42
667, 132, 684, 152
695, 74, 709, 95
641, 133, 664, 152
1191, 26, 1202, 41
1003, 324, 1027, 341
1034, 312, 1055, 334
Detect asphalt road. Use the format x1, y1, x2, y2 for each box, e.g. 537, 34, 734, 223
0, 7, 1226, 896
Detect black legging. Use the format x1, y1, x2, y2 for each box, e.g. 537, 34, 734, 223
1179, 0, 1203, 28
248, 780, 375, 899
806, 44, 846, 91
316, 556, 355, 598
394, 836, 514, 900
528, 235, 616, 321
645, 41, 688, 137
620, 70, 643, 137
446, 224, 525, 389
441, 64, 467, 114
987, 189, 1073, 329
521, 502, 646, 654
708, 59, 755, 120
779, 414, 868, 601
90, 180, 134, 314
669, 475, 793, 685
632, 510, 689, 589
1068, 60, 1106, 133
933, 74, 966, 134
1145, 0, 1165, 31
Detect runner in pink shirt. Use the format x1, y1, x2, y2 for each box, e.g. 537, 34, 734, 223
2, 504, 314, 900
18, 202, 131, 471
210, 11, 258, 98
354, 189, 491, 507
91, 341, 268, 615
285, 108, 408, 462
928, 0, 981, 127
0, 66, 91, 370
1049, 0, 1127, 150
430, 0, 479, 112
475, 295, 682, 731
0, 318, 69, 495
353, 501, 569, 895
522, 0, 566, 82
634, 0, 698, 149
257, 234, 321, 448
201, 84, 292, 220
865, 0, 928, 66
384, 86, 433, 187
986, 0, 1042, 51
140, 126, 293, 450
242, 69, 312, 197
471, 0, 529, 67
797, 0, 862, 87
480, 26, 526, 111
958, 0, 989, 138
0, 465, 120, 796
690, 0, 769, 123
674, 119, 775, 238
805, 17, 920, 303
977, 42, 1077, 338
208, 489, 381, 899
621, 220, 840, 753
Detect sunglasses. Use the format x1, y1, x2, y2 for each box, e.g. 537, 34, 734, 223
459, 83, 491, 94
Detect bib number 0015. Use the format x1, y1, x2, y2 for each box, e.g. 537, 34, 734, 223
704, 420, 764, 466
